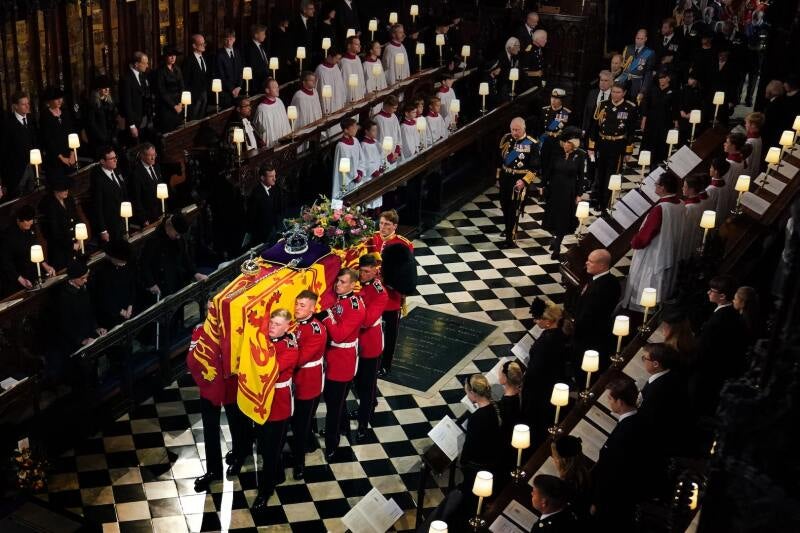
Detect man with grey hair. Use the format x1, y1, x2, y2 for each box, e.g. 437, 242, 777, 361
183, 34, 210, 118
496, 117, 540, 247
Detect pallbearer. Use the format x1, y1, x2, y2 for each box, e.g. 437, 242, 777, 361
290, 291, 327, 480
354, 254, 389, 442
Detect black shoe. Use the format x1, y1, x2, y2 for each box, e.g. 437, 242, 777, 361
499, 230, 507, 239
325, 448, 346, 463
306, 436, 319, 452
226, 458, 242, 476
275, 468, 286, 486
293, 466, 304, 480
550, 250, 561, 261
194, 472, 221, 492
251, 492, 272, 513
377, 368, 389, 378
349, 408, 360, 420
225, 451, 235, 466
356, 427, 370, 443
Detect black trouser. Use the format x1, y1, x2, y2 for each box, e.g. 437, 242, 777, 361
550, 234, 564, 254
380, 310, 401, 372
355, 357, 382, 429
593, 138, 627, 209
255, 418, 288, 496
227, 402, 254, 463
190, 91, 208, 120
498, 171, 519, 239
289, 396, 320, 468
323, 379, 351, 453
200, 398, 250, 475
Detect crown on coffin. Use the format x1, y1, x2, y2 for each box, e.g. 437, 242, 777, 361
284, 224, 310, 255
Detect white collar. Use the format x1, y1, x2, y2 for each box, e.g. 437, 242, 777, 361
592, 270, 611, 281
648, 369, 670, 384
14, 111, 26, 123
131, 67, 140, 79
103, 167, 117, 179
194, 52, 204, 60
539, 509, 563, 521
714, 303, 732, 312
253, 39, 262, 47
225, 47, 234, 54
301, 14, 308, 23
618, 409, 637, 422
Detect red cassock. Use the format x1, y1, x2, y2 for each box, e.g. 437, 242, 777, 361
368, 232, 414, 311
322, 292, 367, 382
267, 333, 300, 422
293, 317, 327, 400
358, 279, 389, 358
186, 324, 238, 406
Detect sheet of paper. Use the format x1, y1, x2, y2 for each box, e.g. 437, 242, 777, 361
489, 514, 525, 533
611, 200, 639, 229
1, 377, 20, 390
585, 406, 617, 435
741, 192, 771, 216
596, 388, 613, 410
511, 333, 534, 365
757, 173, 788, 196
331, 199, 344, 210
641, 180, 661, 202
341, 488, 402, 533
530, 324, 543, 339
777, 160, 799, 179
460, 395, 478, 414
570, 419, 608, 462
667, 145, 702, 178
645, 166, 665, 185
587, 218, 620, 247
504, 500, 538, 531
623, 347, 651, 389
647, 323, 667, 343
536, 456, 560, 478
487, 357, 513, 400
0, 298, 24, 313
428, 416, 466, 461
620, 189, 653, 216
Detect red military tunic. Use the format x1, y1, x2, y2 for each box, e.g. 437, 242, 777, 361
186, 324, 238, 406
293, 316, 327, 400
322, 292, 366, 382
267, 333, 299, 422
367, 232, 414, 311
358, 279, 389, 358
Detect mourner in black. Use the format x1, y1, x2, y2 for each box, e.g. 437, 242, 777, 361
335, 0, 361, 44
129, 143, 164, 226
0, 206, 55, 295
245, 164, 285, 247
85, 76, 121, 157
140, 213, 207, 298
1, 91, 38, 199
37, 176, 80, 271
92, 239, 135, 329
182, 34, 211, 119
531, 474, 582, 532
57, 260, 105, 353
119, 51, 154, 144
215, 29, 244, 109
541, 127, 585, 260
90, 147, 128, 243
39, 87, 77, 182
496, 117, 540, 246
497, 360, 524, 471
290, 1, 317, 68
641, 71, 679, 164
460, 374, 502, 503
154, 46, 186, 133
242, 24, 270, 96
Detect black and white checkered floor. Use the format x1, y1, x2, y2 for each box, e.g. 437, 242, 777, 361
40, 176, 639, 532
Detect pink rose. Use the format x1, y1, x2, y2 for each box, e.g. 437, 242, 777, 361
348, 218, 357, 227
313, 227, 325, 237
344, 213, 354, 222
336, 229, 344, 235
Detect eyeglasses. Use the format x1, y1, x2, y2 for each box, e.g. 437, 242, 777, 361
708, 288, 720, 293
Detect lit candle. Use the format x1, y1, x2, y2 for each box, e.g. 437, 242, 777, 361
181, 91, 192, 123
242, 66, 252, 95
509, 67, 519, 97
211, 78, 222, 109
689, 109, 701, 144
232, 127, 245, 158
29, 149, 42, 181
611, 315, 629, 366
416, 42, 425, 71
388, 12, 398, 25
574, 201, 590, 239
30, 244, 44, 284
296, 46, 306, 73
712, 91, 724, 125
666, 128, 679, 163
368, 19, 378, 41
550, 383, 570, 426
471, 471, 493, 518
461, 45, 471, 59
510, 424, 530, 471
287, 105, 298, 132
689, 482, 699, 510
322, 84, 333, 114
415, 116, 427, 132
478, 82, 489, 113
68, 133, 80, 167
410, 4, 419, 22
608, 173, 622, 212
638, 150, 651, 187
639, 287, 657, 331
699, 210, 716, 252
581, 350, 599, 391
346, 28, 356, 38
321, 37, 331, 52
156, 183, 169, 215
120, 201, 133, 235
732, 174, 750, 215
780, 130, 794, 152
269, 57, 279, 80
449, 99, 460, 131
74, 223, 88, 254
382, 136, 394, 155
430, 520, 448, 533
761, 146, 781, 191
339, 157, 351, 194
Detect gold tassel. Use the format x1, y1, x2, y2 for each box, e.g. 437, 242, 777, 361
401, 297, 408, 317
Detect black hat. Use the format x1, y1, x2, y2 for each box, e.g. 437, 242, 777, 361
42, 86, 65, 101
105, 239, 131, 263
162, 45, 183, 57
554, 435, 582, 458
50, 175, 73, 192
359, 254, 378, 267
170, 213, 189, 234
529, 297, 547, 319
381, 243, 417, 296
561, 125, 582, 141
15, 205, 36, 222
67, 259, 89, 279
92, 75, 113, 90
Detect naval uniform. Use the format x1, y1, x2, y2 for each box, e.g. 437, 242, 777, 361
355, 279, 389, 431
539, 105, 573, 173
496, 133, 541, 244
290, 316, 327, 471
588, 98, 638, 210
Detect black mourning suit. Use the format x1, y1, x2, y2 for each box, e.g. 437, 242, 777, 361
119, 68, 152, 132
242, 40, 269, 95
522, 327, 569, 446
0, 225, 38, 296
572, 271, 621, 374
183, 53, 210, 119
129, 160, 163, 226
638, 369, 690, 461
532, 509, 581, 532
1, 112, 38, 198
214, 48, 243, 109
90, 166, 128, 242
245, 183, 285, 247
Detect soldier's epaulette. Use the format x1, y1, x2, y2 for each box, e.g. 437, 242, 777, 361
395, 235, 412, 245
624, 99, 636, 106
525, 135, 538, 143
350, 295, 361, 309
285, 332, 298, 348
374, 280, 385, 292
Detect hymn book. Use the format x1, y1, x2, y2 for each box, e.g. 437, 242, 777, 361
341, 488, 403, 533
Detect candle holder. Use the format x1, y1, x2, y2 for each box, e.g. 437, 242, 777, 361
181, 91, 192, 124
30, 245, 44, 290
509, 68, 519, 99
510, 424, 530, 484
689, 110, 701, 145
29, 149, 42, 189
468, 471, 492, 532
211, 79, 222, 112
68, 133, 81, 170
579, 350, 599, 402
638, 150, 651, 187
574, 201, 589, 240
547, 383, 569, 437
610, 315, 629, 367
416, 42, 425, 72
666, 129, 679, 165
698, 210, 716, 255
448, 99, 460, 133
608, 174, 622, 213
339, 157, 351, 197
75, 223, 88, 255
731, 175, 750, 216
157, 183, 169, 217
712, 92, 725, 127
368, 19, 377, 42
120, 201, 132, 237
461, 45, 470, 78
232, 127, 245, 163
478, 82, 489, 115
269, 57, 279, 81
436, 34, 445, 66
638, 288, 657, 334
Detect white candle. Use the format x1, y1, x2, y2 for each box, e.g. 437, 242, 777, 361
395, 53, 405, 66
449, 99, 460, 115
410, 4, 419, 17
689, 110, 701, 124
472, 471, 493, 497
416, 43, 425, 55
287, 105, 298, 120
338, 157, 351, 174
372, 63, 383, 78
321, 38, 331, 51
779, 130, 795, 147
211, 79, 222, 93
735, 175, 751, 193
75, 222, 87, 253
700, 210, 716, 229
435, 34, 445, 46
794, 115, 800, 132
640, 287, 657, 309
269, 57, 279, 71
120, 201, 133, 219
666, 129, 679, 145
478, 82, 489, 96
612, 315, 630, 337
509, 68, 519, 81
461, 45, 470, 58
346, 28, 356, 38
388, 12, 398, 24
638, 150, 651, 167
382, 136, 394, 155
765, 146, 781, 165
181, 91, 192, 106
232, 127, 245, 144
581, 350, 599, 373
415, 116, 426, 132
348, 73, 359, 88
68, 133, 80, 149
157, 183, 169, 215
430, 521, 448, 533
30, 245, 44, 264
296, 46, 306, 59
608, 174, 622, 191
242, 67, 252, 80
29, 149, 42, 167
712, 91, 725, 106
575, 201, 590, 219
368, 19, 378, 32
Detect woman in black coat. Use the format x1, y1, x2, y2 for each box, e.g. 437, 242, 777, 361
154, 47, 185, 133
37, 177, 80, 271
460, 374, 503, 490
85, 77, 120, 157
39, 87, 77, 182
541, 126, 585, 260
522, 302, 571, 448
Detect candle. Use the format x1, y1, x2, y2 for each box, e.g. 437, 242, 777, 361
511, 424, 530, 470
29, 149, 42, 166
68, 133, 80, 149
765, 146, 781, 165
346, 28, 356, 38
30, 244, 44, 264
509, 67, 519, 97
232, 127, 245, 157
388, 12, 398, 25
410, 4, 419, 18
638, 150, 651, 167
382, 136, 394, 154
611, 315, 629, 365
348, 73, 359, 88
479, 82, 489, 113
735, 174, 751, 193
689, 109, 701, 124
395, 53, 405, 66
550, 382, 569, 427
287, 105, 298, 121
242, 66, 252, 95
415, 116, 426, 132
368, 18, 378, 34
461, 45, 470, 58
416, 42, 425, 70
471, 471, 493, 517
712, 91, 725, 106
689, 483, 699, 510
449, 99, 460, 115
575, 201, 590, 220
779, 130, 794, 147
666, 128, 679, 162
639, 287, 657, 331
430, 520, 448, 533
120, 201, 132, 234
156, 183, 169, 215
321, 37, 331, 51
581, 350, 599, 391
296, 47, 306, 60
322, 84, 333, 113
608, 173, 622, 212
211, 79, 222, 93
436, 34, 445, 46
339, 157, 351, 194
269, 56, 279, 79
794, 115, 800, 132
75, 222, 87, 254
371, 63, 383, 90
699, 209, 715, 252
181, 91, 192, 106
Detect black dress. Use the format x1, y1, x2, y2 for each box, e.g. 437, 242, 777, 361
39, 109, 75, 181
522, 327, 570, 446
155, 64, 184, 133
542, 149, 584, 242
641, 85, 678, 163
86, 95, 120, 157
498, 393, 522, 471
37, 193, 79, 271
92, 260, 136, 329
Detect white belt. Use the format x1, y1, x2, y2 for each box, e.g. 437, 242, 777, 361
274, 378, 292, 389
370, 318, 382, 328
300, 358, 323, 369
330, 340, 358, 348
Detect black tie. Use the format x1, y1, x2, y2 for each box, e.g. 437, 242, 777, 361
22, 116, 27, 127
229, 50, 234, 60
111, 171, 120, 188
200, 56, 206, 72
259, 44, 267, 63
149, 166, 158, 183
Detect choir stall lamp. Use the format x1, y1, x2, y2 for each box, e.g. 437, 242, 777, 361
448, 99, 460, 132
712, 91, 725, 127
338, 157, 351, 196
779, 130, 794, 164
436, 33, 445, 65
579, 350, 599, 402
211, 78, 222, 111
368, 19, 378, 41
181, 91, 192, 124
371, 63, 383, 93
732, 174, 751, 215
548, 383, 570, 436
610, 315, 630, 366
666, 129, 679, 164
574, 201, 590, 240
509, 68, 519, 99
347, 74, 359, 103
287, 105, 298, 134
689, 109, 701, 145
29, 149, 42, 188
510, 424, 531, 483
639, 287, 657, 334
760, 147, 781, 192
410, 4, 419, 23
380, 136, 394, 172
156, 183, 169, 216
30, 245, 44, 289
68, 133, 81, 169
346, 28, 356, 38
120, 201, 133, 236
232, 127, 245, 161
388, 12, 398, 25
792, 115, 800, 154
608, 173, 622, 213
296, 47, 306, 76
416, 116, 427, 151
698, 210, 716, 255
269, 57, 279, 80
321, 37, 331, 53
321, 84, 333, 115
74, 223, 88, 254
242, 67, 252, 96
461, 45, 471, 77
394, 53, 406, 80
479, 82, 489, 114
430, 521, 448, 533
468, 471, 493, 531
416, 42, 425, 71
638, 150, 651, 187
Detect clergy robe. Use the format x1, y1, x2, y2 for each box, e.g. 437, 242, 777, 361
400, 118, 421, 159
290, 88, 324, 152
745, 136, 762, 176
374, 111, 403, 163
382, 41, 410, 85
332, 136, 364, 199
719, 156, 744, 219
622, 195, 685, 310
680, 192, 709, 260
340, 54, 366, 102
437, 86, 457, 120
425, 112, 448, 144
360, 137, 384, 210
705, 179, 725, 220
315, 62, 346, 114
363, 58, 388, 93
253, 96, 291, 148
